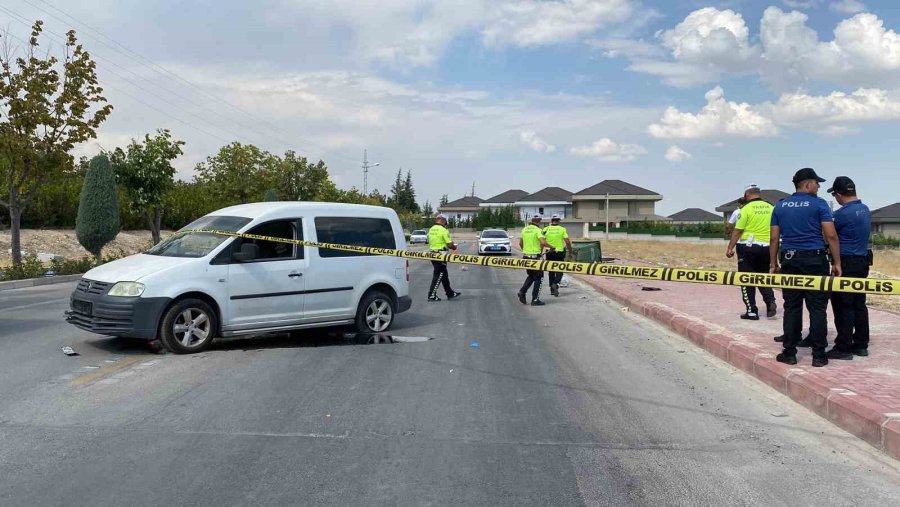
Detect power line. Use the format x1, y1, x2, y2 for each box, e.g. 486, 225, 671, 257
0, 6, 259, 145
22, 0, 364, 166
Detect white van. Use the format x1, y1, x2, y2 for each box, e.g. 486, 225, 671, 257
66, 202, 411, 353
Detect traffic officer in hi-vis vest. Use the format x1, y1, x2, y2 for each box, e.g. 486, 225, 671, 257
543, 214, 573, 297
770, 168, 841, 368
517, 215, 554, 306
826, 176, 872, 360
726, 184, 776, 320
427, 214, 462, 302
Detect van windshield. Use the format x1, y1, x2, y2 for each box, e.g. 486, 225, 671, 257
147, 215, 251, 258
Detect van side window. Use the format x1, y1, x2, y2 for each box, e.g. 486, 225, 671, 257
233, 220, 302, 261
314, 217, 396, 258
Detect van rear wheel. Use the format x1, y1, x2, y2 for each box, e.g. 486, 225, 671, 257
355, 291, 394, 334
159, 298, 218, 354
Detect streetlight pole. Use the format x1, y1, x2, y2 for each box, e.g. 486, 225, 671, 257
362, 149, 380, 195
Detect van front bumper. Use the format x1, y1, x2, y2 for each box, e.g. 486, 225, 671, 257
66, 287, 171, 339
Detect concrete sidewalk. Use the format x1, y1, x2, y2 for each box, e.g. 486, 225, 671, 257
575, 268, 900, 460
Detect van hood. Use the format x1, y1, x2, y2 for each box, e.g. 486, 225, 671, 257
83, 254, 197, 283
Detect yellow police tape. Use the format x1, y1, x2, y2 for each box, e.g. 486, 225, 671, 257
181, 229, 900, 296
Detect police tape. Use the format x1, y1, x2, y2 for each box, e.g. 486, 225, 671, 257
180, 229, 900, 296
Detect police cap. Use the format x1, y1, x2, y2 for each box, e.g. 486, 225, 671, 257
792, 167, 826, 184
827, 176, 856, 194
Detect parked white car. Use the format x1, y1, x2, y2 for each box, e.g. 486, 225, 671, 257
477, 229, 512, 255
66, 202, 411, 353
409, 229, 428, 244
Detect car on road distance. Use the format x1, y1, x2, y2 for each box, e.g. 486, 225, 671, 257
478, 229, 512, 255
66, 202, 411, 354
409, 229, 428, 244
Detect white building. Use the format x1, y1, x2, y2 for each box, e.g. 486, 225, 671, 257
514, 187, 573, 222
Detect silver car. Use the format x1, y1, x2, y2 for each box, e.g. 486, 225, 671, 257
478, 229, 512, 255
409, 229, 428, 244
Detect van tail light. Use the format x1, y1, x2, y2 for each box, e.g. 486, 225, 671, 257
406, 260, 410, 282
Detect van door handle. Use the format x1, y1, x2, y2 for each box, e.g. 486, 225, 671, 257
288, 272, 303, 278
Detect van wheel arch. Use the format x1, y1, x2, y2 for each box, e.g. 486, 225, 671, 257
361, 283, 398, 311
159, 292, 223, 338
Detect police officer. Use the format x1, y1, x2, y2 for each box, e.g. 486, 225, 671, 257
827, 176, 872, 360
543, 214, 573, 297
770, 168, 842, 367
518, 215, 553, 306
427, 214, 462, 302
726, 185, 776, 320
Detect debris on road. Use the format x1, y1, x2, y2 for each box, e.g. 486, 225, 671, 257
61, 346, 78, 356
771, 412, 788, 418
470, 341, 480, 348
620, 307, 630, 312
641, 286, 662, 291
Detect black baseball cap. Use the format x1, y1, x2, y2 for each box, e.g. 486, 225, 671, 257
792, 167, 826, 184
827, 176, 856, 194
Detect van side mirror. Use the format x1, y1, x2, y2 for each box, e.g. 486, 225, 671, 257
233, 243, 259, 262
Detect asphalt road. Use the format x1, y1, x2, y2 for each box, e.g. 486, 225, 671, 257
2, 244, 900, 506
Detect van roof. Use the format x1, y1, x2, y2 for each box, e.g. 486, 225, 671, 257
209, 202, 396, 222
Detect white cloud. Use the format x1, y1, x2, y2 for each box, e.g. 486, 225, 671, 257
648, 86, 779, 139
830, 0, 865, 14
483, 0, 635, 48
664, 145, 692, 162
659, 7, 759, 70
782, 0, 820, 8
587, 38, 666, 59
570, 138, 647, 161
617, 7, 760, 87
771, 88, 900, 129
760, 7, 900, 89
519, 131, 557, 153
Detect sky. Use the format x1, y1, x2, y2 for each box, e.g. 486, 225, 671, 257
3, 0, 900, 215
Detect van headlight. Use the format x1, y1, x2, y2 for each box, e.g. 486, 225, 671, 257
108, 282, 145, 297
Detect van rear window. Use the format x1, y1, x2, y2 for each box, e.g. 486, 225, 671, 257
314, 217, 397, 258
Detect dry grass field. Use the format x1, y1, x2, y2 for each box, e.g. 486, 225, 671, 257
602, 240, 900, 313
0, 230, 171, 267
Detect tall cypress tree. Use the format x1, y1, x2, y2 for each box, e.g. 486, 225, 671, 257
76, 154, 121, 259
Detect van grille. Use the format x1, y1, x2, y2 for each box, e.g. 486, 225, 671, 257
75, 279, 112, 295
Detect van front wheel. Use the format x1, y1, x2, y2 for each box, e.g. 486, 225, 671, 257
159, 298, 218, 354
355, 291, 394, 334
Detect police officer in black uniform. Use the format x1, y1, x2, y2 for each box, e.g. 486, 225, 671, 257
827, 176, 872, 359
770, 168, 841, 367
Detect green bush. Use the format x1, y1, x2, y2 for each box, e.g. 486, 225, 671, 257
873, 234, 900, 247
0, 254, 46, 281
49, 256, 96, 275
76, 155, 121, 258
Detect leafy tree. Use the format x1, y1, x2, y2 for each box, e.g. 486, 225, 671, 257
264, 188, 278, 201
0, 21, 113, 264
368, 188, 387, 206
161, 180, 220, 230
76, 155, 120, 259
110, 129, 184, 244
194, 142, 276, 204
422, 200, 433, 216
439, 194, 449, 207
277, 150, 336, 201
387, 169, 404, 211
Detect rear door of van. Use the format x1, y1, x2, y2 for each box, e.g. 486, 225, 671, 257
303, 215, 401, 321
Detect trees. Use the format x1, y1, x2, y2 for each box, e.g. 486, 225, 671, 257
276, 150, 336, 201
194, 142, 276, 204
75, 155, 120, 259
387, 169, 419, 213
439, 194, 449, 207
111, 129, 185, 244
422, 200, 433, 216
0, 21, 113, 264
264, 189, 278, 201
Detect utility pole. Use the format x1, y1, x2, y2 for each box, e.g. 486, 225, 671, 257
605, 192, 610, 241
362, 149, 380, 195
